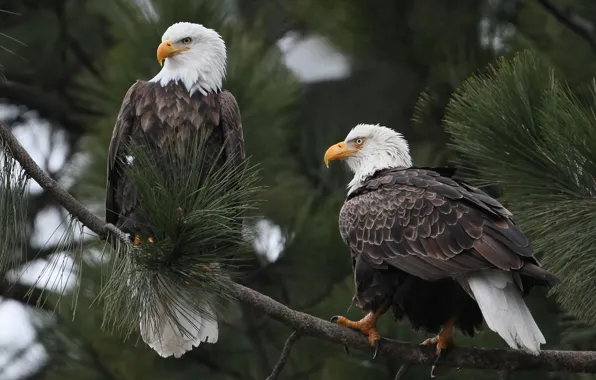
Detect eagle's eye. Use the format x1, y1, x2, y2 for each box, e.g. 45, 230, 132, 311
355, 138, 364, 145
181, 37, 193, 44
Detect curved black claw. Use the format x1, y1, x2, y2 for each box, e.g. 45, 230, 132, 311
329, 316, 349, 355
430, 348, 447, 378
372, 338, 381, 360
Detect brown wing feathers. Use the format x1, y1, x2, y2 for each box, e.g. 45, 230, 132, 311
341, 168, 545, 283
106, 81, 139, 227
105, 81, 244, 234
219, 91, 246, 164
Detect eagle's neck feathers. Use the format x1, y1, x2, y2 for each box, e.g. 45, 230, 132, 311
345, 129, 412, 195
347, 152, 411, 195
149, 46, 226, 97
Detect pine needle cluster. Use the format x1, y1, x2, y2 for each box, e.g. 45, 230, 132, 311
0, 138, 29, 275
99, 135, 262, 337
444, 50, 596, 323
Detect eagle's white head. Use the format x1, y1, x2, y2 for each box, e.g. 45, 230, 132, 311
324, 123, 412, 194
149, 22, 227, 96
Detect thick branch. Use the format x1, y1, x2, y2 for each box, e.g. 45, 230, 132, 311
2, 121, 596, 374
230, 283, 596, 373
535, 0, 596, 51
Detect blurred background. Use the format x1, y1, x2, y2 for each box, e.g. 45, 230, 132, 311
1, 0, 595, 379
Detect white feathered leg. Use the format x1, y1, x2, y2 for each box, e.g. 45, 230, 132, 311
466, 269, 545, 355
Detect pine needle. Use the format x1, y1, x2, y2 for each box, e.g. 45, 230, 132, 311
13, 215, 87, 314
0, 9, 20, 15
0, 32, 26, 46
0, 137, 29, 276
98, 133, 262, 338
444, 50, 596, 323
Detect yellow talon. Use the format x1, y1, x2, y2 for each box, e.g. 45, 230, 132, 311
420, 318, 455, 356
147, 237, 154, 243
133, 235, 141, 245
333, 313, 381, 347
420, 318, 456, 377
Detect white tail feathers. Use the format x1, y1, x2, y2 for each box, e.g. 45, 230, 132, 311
139, 291, 219, 358
466, 269, 545, 355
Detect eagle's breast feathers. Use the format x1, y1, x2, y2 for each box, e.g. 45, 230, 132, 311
105, 80, 244, 231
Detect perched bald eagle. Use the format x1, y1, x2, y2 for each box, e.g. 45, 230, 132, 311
105, 22, 244, 358
324, 124, 559, 363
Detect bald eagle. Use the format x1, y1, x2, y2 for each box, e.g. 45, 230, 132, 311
105, 22, 244, 358
324, 124, 559, 363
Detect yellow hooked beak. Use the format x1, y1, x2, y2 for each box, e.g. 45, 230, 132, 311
157, 40, 189, 66
324, 142, 358, 168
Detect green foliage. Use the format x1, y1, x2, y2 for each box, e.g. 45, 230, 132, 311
99, 134, 262, 337
7, 0, 596, 379
0, 138, 93, 314
445, 50, 596, 324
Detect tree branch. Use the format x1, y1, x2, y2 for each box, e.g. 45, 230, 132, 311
394, 364, 412, 380
535, 0, 596, 51
230, 283, 596, 373
0, 122, 110, 239
82, 341, 120, 380
267, 331, 300, 380
2, 120, 596, 374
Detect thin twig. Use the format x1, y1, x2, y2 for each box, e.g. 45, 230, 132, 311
266, 331, 300, 380
3, 121, 596, 374
394, 364, 412, 380
535, 0, 596, 52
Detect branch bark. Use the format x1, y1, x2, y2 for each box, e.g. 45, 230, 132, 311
2, 120, 596, 374
230, 282, 596, 373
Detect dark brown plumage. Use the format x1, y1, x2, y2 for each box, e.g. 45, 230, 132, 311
105, 80, 244, 235
339, 166, 559, 339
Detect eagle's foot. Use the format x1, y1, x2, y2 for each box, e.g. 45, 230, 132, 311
200, 264, 212, 272
133, 235, 154, 245
420, 319, 455, 378
420, 333, 454, 356
331, 312, 382, 359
